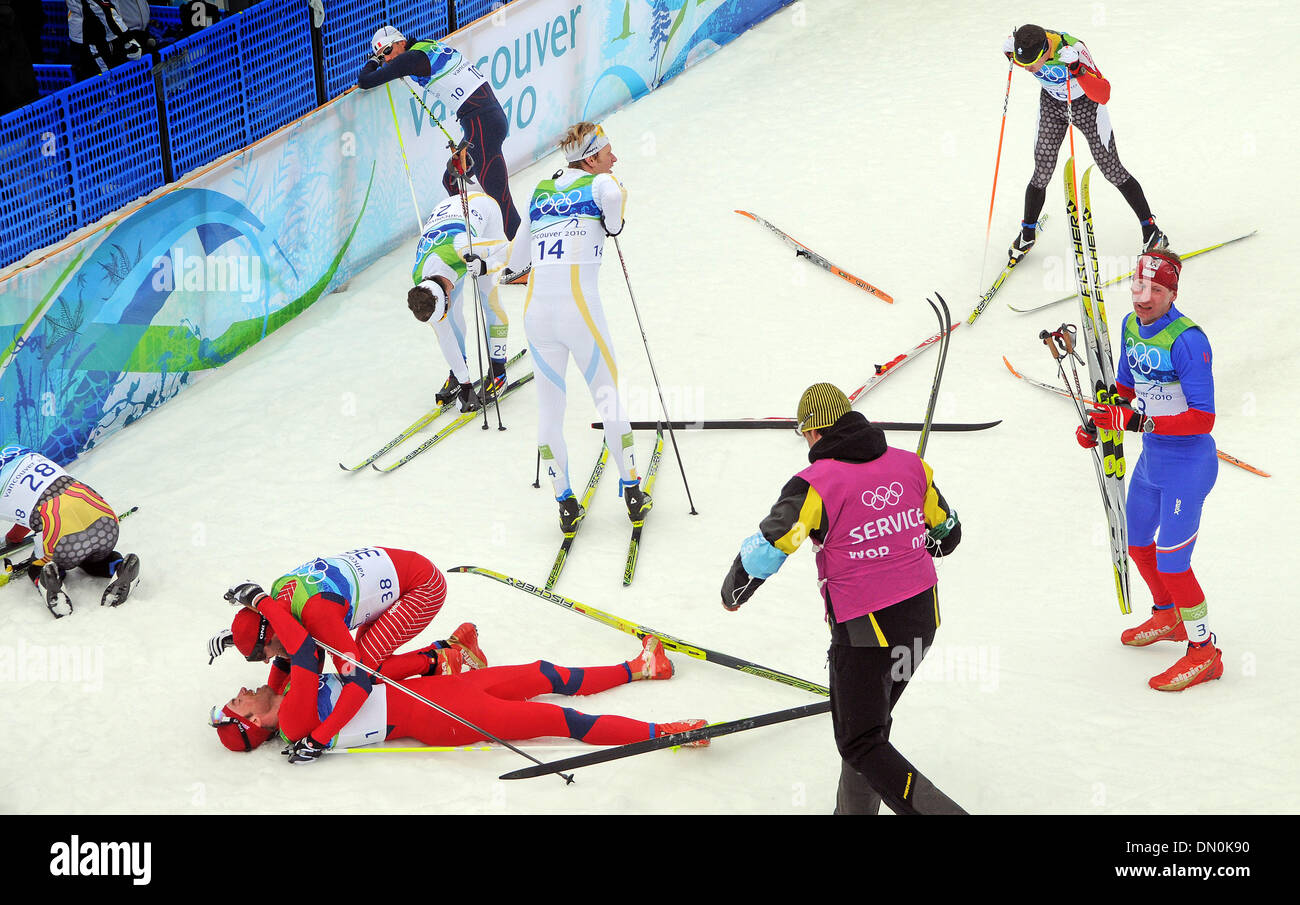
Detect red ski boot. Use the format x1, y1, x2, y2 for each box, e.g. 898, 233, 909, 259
1149, 640, 1223, 692
1121, 605, 1187, 647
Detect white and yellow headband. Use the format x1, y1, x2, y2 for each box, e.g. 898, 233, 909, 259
564, 125, 609, 163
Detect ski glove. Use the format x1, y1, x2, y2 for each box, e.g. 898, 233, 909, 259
207, 628, 235, 664
1058, 45, 1081, 72
721, 555, 764, 611
1088, 402, 1143, 433
1075, 424, 1099, 448
462, 252, 487, 277
285, 735, 329, 765
225, 580, 268, 610
925, 511, 962, 558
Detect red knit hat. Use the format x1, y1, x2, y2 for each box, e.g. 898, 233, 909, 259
1136, 250, 1181, 292
214, 704, 274, 752
231, 608, 274, 660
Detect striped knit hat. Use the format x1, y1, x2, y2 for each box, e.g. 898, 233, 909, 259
796, 383, 851, 433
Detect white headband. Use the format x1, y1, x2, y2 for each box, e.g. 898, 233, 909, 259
564, 126, 609, 163
417, 279, 445, 302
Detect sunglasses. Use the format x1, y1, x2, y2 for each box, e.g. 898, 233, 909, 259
210, 706, 255, 751
1013, 43, 1049, 68
380, 43, 398, 58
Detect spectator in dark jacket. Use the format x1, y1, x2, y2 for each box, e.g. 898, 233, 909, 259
67, 0, 141, 81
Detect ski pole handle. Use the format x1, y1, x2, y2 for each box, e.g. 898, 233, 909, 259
1040, 329, 1064, 360
1058, 324, 1079, 356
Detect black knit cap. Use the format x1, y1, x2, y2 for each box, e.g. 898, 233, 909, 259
1012, 24, 1050, 66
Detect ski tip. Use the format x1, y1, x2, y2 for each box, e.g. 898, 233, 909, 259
447, 565, 473, 573
733, 209, 756, 219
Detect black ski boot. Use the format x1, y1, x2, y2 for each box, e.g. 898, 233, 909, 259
623, 482, 653, 524
1141, 217, 1169, 252
457, 382, 481, 413
436, 370, 459, 405
35, 562, 72, 618
558, 497, 585, 535
101, 553, 141, 608
1008, 221, 1037, 266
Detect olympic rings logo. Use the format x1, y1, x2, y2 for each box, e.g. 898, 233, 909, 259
533, 190, 584, 216
861, 483, 904, 510
1125, 338, 1162, 375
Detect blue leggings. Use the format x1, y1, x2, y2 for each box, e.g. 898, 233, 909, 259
441, 87, 521, 240
1126, 439, 1218, 573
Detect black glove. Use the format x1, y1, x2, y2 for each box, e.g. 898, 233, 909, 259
224, 580, 267, 609
286, 735, 329, 764
207, 628, 234, 664
462, 252, 487, 277
721, 554, 764, 611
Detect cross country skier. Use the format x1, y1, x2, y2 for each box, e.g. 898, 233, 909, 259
406, 150, 513, 410
358, 25, 522, 247
1077, 250, 1221, 691
212, 547, 466, 731
212, 616, 703, 760
505, 122, 650, 534
0, 445, 139, 617
1003, 24, 1168, 265
720, 385, 967, 815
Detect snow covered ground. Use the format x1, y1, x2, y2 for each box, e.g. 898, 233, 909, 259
2, 0, 1297, 817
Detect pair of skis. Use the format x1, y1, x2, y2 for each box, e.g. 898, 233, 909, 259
448, 564, 831, 780
338, 349, 530, 474
1063, 159, 1131, 614
545, 429, 665, 590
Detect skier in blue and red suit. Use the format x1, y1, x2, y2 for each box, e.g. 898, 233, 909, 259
1079, 249, 1221, 691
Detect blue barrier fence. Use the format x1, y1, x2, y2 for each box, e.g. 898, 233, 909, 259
4, 0, 509, 272
33, 65, 75, 98
0, 56, 163, 268
454, 0, 505, 28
